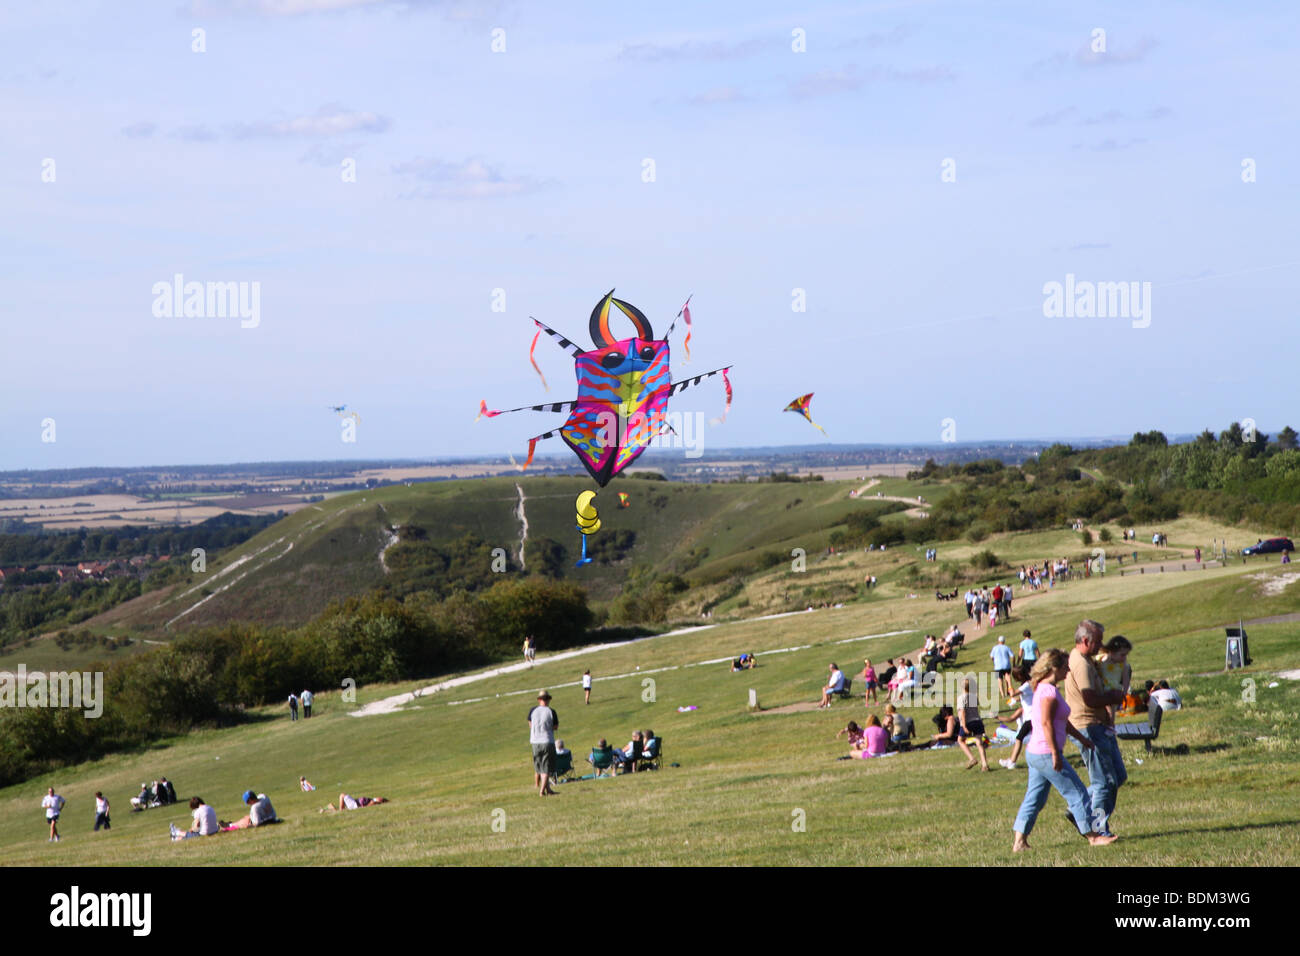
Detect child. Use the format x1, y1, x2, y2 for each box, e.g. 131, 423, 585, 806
299, 776, 316, 792
1096, 635, 1133, 723
998, 665, 1033, 770
835, 720, 865, 748
860, 659, 878, 705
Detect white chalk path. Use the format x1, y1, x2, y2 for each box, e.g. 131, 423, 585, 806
348, 606, 912, 716
514, 483, 528, 570
379, 527, 400, 574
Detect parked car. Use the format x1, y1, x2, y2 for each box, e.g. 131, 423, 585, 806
1243, 537, 1295, 555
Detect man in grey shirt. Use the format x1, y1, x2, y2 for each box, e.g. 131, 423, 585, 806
528, 690, 559, 797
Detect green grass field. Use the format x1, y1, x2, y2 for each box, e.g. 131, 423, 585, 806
5, 553, 1298, 866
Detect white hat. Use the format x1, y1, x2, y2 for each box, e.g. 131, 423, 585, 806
997, 635, 1006, 643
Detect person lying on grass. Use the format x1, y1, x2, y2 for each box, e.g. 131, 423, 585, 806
221, 790, 278, 830
322, 794, 389, 812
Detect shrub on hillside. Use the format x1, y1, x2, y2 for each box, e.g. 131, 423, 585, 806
970, 550, 1000, 570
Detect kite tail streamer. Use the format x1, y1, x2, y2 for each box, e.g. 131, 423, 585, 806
681, 298, 693, 362
528, 328, 549, 391
509, 438, 539, 472
477, 399, 503, 421
709, 368, 733, 425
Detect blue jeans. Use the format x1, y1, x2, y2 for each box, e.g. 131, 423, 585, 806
1014, 751, 1094, 837
1075, 725, 1127, 835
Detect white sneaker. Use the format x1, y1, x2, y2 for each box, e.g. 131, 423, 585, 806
169, 823, 180, 839
999, 759, 1013, 769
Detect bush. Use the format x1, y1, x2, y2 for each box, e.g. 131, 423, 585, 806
1098, 527, 1113, 543
970, 550, 1000, 570
1080, 529, 1093, 545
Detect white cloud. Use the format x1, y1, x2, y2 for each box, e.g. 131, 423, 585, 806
392, 156, 547, 199
233, 107, 390, 138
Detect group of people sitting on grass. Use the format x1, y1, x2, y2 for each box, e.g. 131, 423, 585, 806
920, 627, 964, 673
835, 677, 995, 768
836, 703, 919, 758
587, 729, 659, 775
131, 777, 177, 810
170, 789, 279, 841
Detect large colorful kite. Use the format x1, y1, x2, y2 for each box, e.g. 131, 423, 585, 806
783, 393, 827, 435
478, 290, 733, 487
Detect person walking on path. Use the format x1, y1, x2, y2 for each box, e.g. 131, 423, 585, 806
1012, 649, 1117, 851
94, 792, 111, 832
1063, 620, 1127, 837
301, 688, 314, 718
528, 690, 559, 796
1017, 629, 1038, 667
956, 678, 991, 771
582, 669, 592, 705
42, 787, 65, 842
288, 692, 299, 721
990, 636, 1015, 698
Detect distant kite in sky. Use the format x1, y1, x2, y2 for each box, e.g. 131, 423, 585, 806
783, 393, 826, 435
477, 290, 733, 487
329, 404, 360, 424
617, 492, 630, 508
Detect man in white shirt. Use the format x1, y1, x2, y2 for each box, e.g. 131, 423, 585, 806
527, 690, 558, 796
819, 663, 846, 708
1151, 681, 1183, 711
301, 688, 313, 718
42, 787, 65, 842
226, 790, 278, 829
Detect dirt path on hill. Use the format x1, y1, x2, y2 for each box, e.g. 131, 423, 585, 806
850, 478, 930, 517
514, 483, 528, 570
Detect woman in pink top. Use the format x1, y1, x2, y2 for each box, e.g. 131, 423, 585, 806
1011, 648, 1118, 852
851, 715, 890, 758
860, 659, 878, 705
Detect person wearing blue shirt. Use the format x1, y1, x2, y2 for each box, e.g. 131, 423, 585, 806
1018, 630, 1039, 667
990, 636, 1015, 697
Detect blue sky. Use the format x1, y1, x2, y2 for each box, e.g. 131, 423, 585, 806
2, 0, 1297, 469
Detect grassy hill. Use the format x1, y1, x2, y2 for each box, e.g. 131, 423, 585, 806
3, 552, 1298, 866
31, 476, 931, 639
